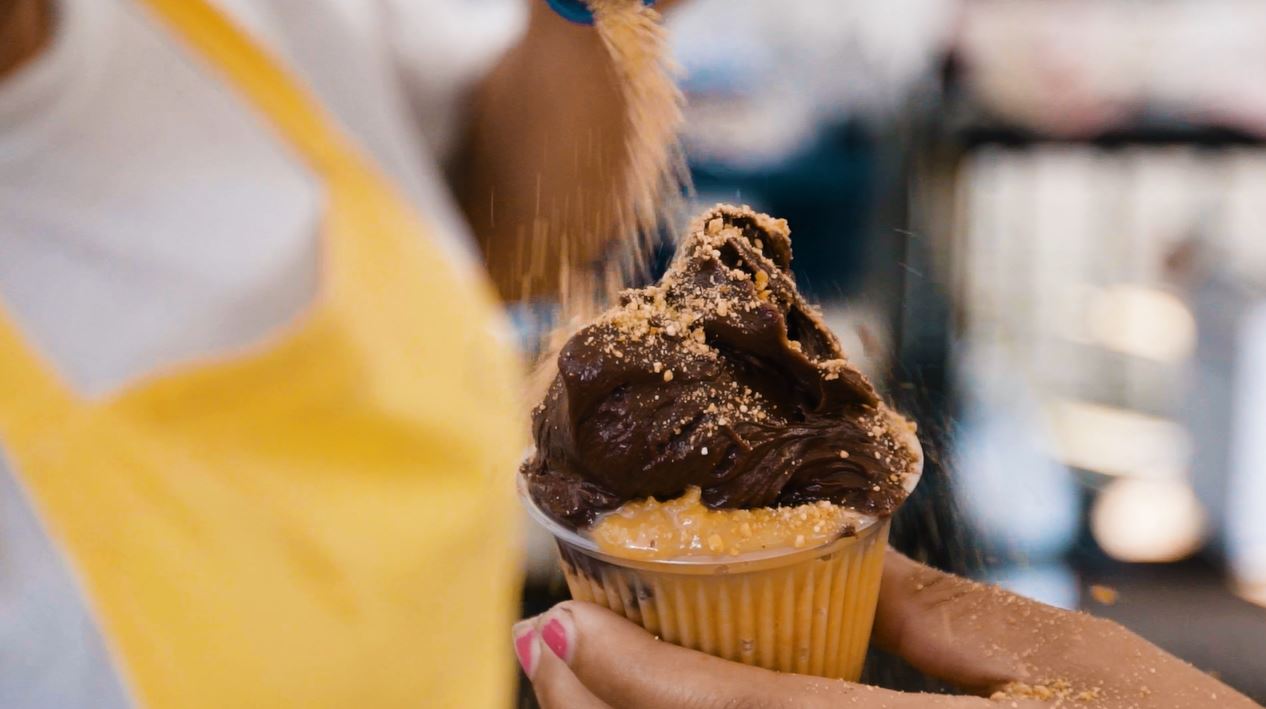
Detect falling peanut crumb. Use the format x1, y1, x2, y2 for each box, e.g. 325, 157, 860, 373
663, 370, 674, 382
1089, 585, 1119, 606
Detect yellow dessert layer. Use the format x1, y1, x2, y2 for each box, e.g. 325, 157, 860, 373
591, 486, 871, 560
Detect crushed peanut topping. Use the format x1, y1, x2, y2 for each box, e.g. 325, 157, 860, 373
991, 679, 1103, 704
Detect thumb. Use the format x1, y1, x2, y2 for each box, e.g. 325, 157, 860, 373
872, 551, 1043, 691
525, 601, 1046, 709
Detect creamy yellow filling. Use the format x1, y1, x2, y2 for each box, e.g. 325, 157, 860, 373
590, 486, 870, 560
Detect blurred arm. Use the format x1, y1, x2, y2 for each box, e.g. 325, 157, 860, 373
452, 3, 628, 302
0, 0, 52, 79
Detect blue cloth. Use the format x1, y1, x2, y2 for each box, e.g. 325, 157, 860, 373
545, 0, 654, 25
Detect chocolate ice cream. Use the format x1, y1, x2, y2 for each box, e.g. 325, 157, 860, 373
522, 204, 919, 529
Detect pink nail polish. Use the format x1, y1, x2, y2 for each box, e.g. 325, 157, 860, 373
540, 617, 570, 662
513, 623, 538, 677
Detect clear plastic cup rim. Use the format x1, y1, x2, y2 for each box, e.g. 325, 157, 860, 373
517, 413, 923, 570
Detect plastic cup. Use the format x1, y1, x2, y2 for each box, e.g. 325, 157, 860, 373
520, 489, 903, 679
519, 417, 922, 680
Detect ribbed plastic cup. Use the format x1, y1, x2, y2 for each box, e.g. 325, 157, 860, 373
519, 479, 909, 680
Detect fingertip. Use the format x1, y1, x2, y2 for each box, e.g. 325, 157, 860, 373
539, 607, 577, 665
513, 619, 541, 679
529, 618, 613, 709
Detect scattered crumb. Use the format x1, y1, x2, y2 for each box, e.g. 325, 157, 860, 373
992, 679, 1103, 705
707, 533, 724, 552
1089, 585, 1119, 606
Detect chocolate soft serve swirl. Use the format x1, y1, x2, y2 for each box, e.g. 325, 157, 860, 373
523, 205, 919, 530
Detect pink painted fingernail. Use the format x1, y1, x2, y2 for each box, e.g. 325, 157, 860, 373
513, 621, 539, 678
540, 616, 571, 663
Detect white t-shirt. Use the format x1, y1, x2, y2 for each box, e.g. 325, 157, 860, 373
0, 0, 525, 397
0, 1, 525, 705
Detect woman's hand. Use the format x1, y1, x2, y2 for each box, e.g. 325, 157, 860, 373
514, 551, 1260, 708
457, 0, 685, 302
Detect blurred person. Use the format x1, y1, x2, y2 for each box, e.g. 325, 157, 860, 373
0, 0, 667, 706
517, 551, 1262, 708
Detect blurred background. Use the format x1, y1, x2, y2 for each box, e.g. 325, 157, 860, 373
517, 0, 1266, 702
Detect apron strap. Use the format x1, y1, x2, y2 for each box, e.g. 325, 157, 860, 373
0, 0, 358, 436
1, 0, 396, 438
137, 0, 410, 303
138, 0, 356, 175
0, 305, 76, 436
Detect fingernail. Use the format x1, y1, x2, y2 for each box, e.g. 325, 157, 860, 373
512, 620, 539, 678
539, 614, 572, 663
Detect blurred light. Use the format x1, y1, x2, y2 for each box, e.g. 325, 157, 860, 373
1091, 478, 1207, 563
1085, 285, 1196, 363
983, 563, 1079, 610
669, 0, 954, 168
955, 376, 1080, 560
1047, 399, 1190, 479
1227, 302, 1266, 611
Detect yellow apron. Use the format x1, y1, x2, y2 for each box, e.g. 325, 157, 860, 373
0, 0, 524, 706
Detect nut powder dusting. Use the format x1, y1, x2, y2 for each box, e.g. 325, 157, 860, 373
589, 0, 687, 247
526, 0, 688, 401
522, 204, 920, 532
